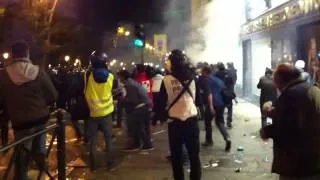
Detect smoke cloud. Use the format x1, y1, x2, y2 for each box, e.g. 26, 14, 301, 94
164, 0, 245, 66
186, 0, 246, 65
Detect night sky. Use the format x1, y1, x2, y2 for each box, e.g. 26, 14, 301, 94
80, 0, 169, 29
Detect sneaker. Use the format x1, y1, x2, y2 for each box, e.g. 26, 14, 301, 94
201, 141, 213, 147
121, 146, 140, 152
141, 146, 154, 152
226, 123, 232, 129
225, 140, 231, 152
107, 163, 120, 172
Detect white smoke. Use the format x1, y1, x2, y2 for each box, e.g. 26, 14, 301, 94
185, 0, 246, 65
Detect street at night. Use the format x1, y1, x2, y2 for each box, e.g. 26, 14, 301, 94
2, 0, 320, 180
0, 99, 276, 180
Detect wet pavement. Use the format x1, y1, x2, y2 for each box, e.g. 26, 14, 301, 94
0, 99, 277, 180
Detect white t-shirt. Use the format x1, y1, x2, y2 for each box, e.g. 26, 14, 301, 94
152, 74, 164, 93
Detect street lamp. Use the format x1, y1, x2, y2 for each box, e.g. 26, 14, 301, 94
2, 52, 9, 59
125, 31, 131, 36
64, 55, 70, 62
75, 58, 80, 64
117, 27, 125, 36
120, 62, 124, 66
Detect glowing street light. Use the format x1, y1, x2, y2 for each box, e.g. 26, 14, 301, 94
120, 62, 124, 66
131, 62, 135, 65
75, 58, 80, 64
117, 26, 125, 35
125, 31, 131, 36
64, 55, 70, 62
2, 52, 9, 59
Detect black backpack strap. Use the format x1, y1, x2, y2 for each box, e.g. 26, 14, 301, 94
167, 79, 193, 112
179, 79, 194, 101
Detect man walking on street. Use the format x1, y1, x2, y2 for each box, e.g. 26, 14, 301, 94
84, 51, 117, 171
257, 68, 277, 128
201, 66, 231, 151
0, 41, 58, 180
261, 64, 320, 180
216, 62, 236, 128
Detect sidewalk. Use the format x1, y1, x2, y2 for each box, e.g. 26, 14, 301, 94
0, 99, 277, 179
84, 99, 276, 180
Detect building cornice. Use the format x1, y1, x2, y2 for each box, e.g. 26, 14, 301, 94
241, 0, 320, 36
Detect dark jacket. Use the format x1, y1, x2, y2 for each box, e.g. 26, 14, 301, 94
264, 80, 320, 177
257, 75, 277, 106
124, 78, 152, 112
227, 68, 237, 92
0, 59, 58, 130
216, 70, 235, 91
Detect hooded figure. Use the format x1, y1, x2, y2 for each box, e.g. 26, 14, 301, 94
0, 42, 57, 130
0, 41, 57, 180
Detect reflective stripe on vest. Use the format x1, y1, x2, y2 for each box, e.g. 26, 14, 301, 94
163, 75, 198, 121
84, 72, 114, 118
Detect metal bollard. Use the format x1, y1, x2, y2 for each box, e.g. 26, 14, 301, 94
56, 110, 66, 180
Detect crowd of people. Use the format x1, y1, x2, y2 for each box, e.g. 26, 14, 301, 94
2, 41, 320, 180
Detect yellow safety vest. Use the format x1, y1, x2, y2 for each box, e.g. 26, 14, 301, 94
84, 72, 114, 118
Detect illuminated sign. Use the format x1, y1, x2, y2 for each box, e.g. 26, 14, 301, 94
241, 0, 320, 35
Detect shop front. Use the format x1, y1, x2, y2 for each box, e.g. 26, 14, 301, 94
241, 0, 320, 97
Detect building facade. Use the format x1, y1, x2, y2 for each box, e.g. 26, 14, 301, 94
241, 0, 320, 97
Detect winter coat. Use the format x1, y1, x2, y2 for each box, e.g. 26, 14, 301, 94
135, 72, 153, 103
0, 58, 58, 130
257, 75, 277, 107
264, 80, 320, 177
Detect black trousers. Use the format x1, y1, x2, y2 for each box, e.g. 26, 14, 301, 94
204, 106, 230, 142
260, 102, 267, 128
0, 116, 9, 146
168, 117, 201, 180
129, 106, 152, 148
226, 103, 233, 125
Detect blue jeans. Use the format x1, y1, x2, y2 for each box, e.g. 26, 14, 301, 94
14, 124, 47, 180
87, 115, 113, 170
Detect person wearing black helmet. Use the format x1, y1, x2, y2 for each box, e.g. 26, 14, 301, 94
154, 49, 202, 180
84, 50, 118, 171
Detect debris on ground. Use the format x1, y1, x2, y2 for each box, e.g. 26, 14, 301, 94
235, 168, 241, 173
203, 160, 219, 169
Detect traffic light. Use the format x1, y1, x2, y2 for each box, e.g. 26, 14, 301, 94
133, 24, 145, 48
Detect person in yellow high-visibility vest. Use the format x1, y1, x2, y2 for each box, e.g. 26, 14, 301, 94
84, 51, 118, 172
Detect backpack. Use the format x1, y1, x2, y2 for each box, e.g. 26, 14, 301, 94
222, 88, 236, 104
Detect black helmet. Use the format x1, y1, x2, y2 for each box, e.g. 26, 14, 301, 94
168, 49, 188, 66
90, 50, 108, 69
